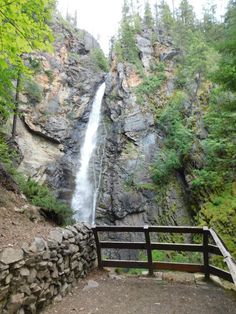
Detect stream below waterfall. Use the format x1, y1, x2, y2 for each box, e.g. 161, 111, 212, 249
71, 82, 106, 224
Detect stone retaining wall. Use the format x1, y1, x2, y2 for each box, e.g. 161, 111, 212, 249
0, 224, 96, 313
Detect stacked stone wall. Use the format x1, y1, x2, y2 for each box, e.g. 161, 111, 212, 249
0, 224, 96, 313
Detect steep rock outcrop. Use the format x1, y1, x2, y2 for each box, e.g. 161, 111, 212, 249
96, 33, 192, 227
14, 17, 105, 202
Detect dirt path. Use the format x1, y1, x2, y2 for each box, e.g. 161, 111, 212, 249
43, 271, 236, 314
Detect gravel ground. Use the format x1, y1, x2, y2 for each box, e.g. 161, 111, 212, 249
43, 271, 236, 314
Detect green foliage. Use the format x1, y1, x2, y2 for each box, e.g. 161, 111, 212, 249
119, 20, 140, 66
144, 1, 154, 29
113, 0, 143, 71
152, 149, 181, 184
176, 0, 195, 28
152, 91, 193, 184
213, 4, 236, 91
197, 183, 236, 260
16, 176, 74, 226
90, 48, 109, 72
136, 73, 166, 104
191, 88, 236, 195
0, 135, 14, 166
24, 80, 43, 103
44, 69, 54, 83
0, 0, 55, 119
174, 30, 219, 91
152, 250, 201, 264
158, 1, 175, 35
0, 62, 16, 120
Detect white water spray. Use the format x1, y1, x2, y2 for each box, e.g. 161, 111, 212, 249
72, 82, 106, 223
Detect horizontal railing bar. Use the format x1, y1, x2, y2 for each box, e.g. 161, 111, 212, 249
149, 227, 204, 234
208, 244, 222, 255
151, 243, 204, 252
95, 226, 144, 232
100, 241, 204, 252
209, 266, 233, 283
95, 225, 204, 234
100, 242, 146, 249
101, 259, 204, 273
101, 260, 148, 268
153, 262, 204, 273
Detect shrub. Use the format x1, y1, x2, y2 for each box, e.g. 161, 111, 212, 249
152, 149, 181, 184
16, 176, 74, 226
197, 183, 236, 261
0, 136, 12, 166
136, 73, 166, 104
24, 80, 43, 103
152, 91, 193, 184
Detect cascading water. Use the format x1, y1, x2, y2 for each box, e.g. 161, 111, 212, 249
71, 82, 106, 224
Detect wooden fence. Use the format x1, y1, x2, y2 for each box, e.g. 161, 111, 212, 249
92, 225, 236, 286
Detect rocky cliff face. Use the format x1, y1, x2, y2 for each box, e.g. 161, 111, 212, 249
96, 29, 192, 227
13, 19, 193, 228
14, 17, 105, 203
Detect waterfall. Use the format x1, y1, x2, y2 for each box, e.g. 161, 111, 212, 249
72, 82, 106, 224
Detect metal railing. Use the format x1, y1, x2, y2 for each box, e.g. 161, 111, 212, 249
92, 225, 236, 286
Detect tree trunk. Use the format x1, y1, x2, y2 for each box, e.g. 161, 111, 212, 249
11, 71, 21, 139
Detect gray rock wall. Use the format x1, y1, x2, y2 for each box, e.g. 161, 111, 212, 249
0, 224, 96, 313
96, 34, 192, 229
14, 16, 105, 204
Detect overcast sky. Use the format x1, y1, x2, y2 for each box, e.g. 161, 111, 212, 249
57, 0, 227, 53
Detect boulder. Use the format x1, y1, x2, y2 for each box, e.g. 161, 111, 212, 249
0, 248, 23, 265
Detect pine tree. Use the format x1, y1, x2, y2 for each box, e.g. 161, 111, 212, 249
115, 0, 140, 66
176, 0, 195, 29
214, 1, 236, 91
144, 1, 154, 29
159, 1, 175, 36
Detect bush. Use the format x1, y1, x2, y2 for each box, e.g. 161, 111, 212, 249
136, 73, 166, 104
24, 80, 43, 103
16, 176, 74, 226
152, 91, 193, 184
152, 149, 181, 184
197, 183, 236, 261
0, 137, 12, 166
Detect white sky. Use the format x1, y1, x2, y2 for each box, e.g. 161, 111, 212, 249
57, 0, 227, 54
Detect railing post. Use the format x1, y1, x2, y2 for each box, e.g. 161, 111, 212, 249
203, 227, 210, 280
92, 226, 103, 270
144, 225, 153, 276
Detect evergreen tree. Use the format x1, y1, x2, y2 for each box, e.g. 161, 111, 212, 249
115, 0, 140, 66
176, 0, 195, 28
144, 1, 154, 29
158, 1, 175, 35
214, 1, 236, 91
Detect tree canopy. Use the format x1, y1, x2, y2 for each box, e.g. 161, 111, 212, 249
0, 0, 55, 119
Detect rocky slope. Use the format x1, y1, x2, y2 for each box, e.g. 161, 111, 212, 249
13, 17, 105, 203
96, 28, 192, 227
